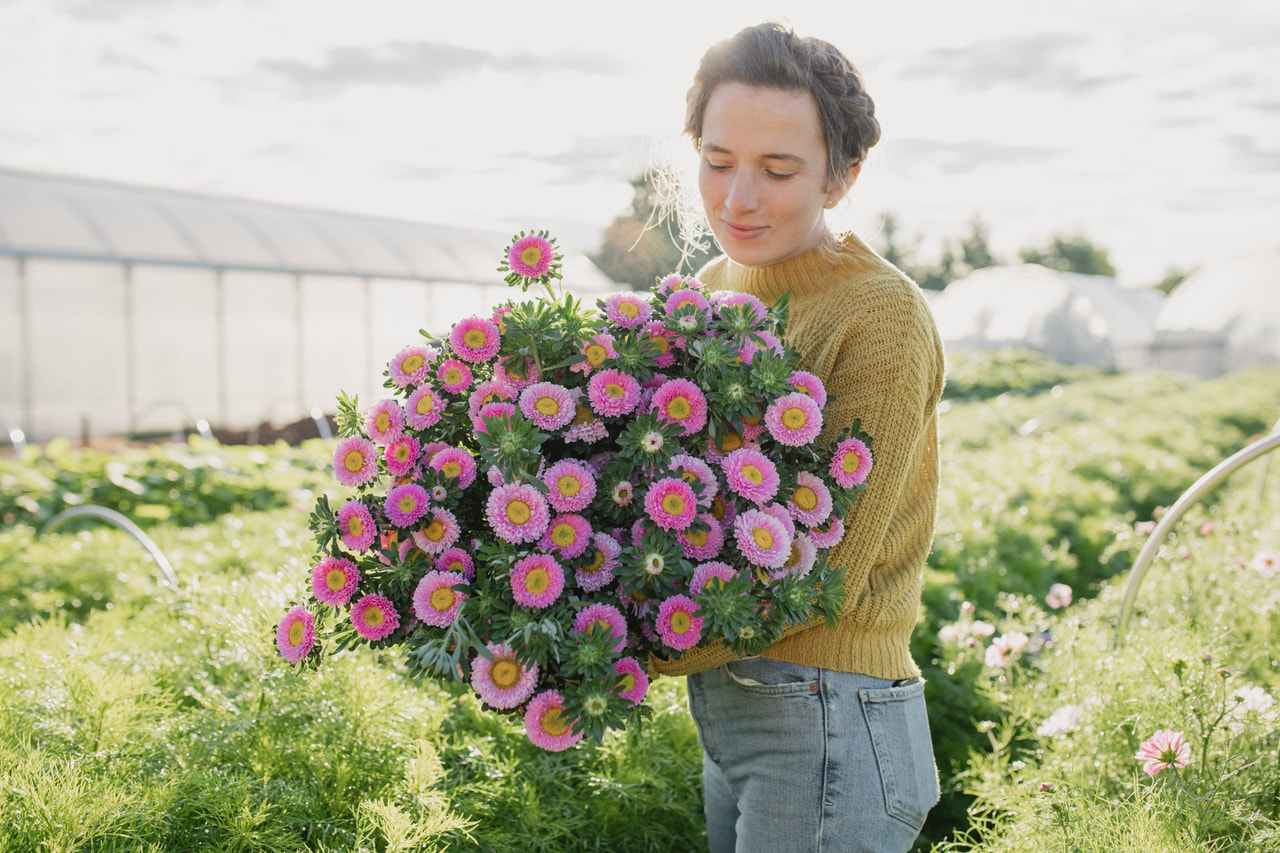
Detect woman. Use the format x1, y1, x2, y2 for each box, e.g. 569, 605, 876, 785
651, 22, 946, 853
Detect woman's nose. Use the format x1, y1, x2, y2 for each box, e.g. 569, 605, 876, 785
724, 171, 758, 214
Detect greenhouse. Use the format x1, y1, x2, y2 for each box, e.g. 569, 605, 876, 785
927, 264, 1164, 371
0, 166, 619, 444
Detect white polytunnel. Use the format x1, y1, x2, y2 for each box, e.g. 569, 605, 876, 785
0, 165, 621, 443
927, 264, 1164, 371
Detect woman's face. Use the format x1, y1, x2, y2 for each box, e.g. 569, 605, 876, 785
698, 82, 848, 268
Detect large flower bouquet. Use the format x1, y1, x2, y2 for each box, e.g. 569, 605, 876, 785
277, 232, 873, 751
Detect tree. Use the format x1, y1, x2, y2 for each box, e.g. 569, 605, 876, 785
1152, 265, 1195, 295
592, 172, 717, 289
875, 212, 995, 290
1018, 233, 1116, 277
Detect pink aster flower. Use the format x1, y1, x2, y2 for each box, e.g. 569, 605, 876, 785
519, 382, 576, 430
276, 605, 317, 662
669, 453, 719, 507
571, 333, 618, 375
572, 602, 628, 651
809, 515, 845, 549
564, 418, 609, 443
436, 358, 474, 394
722, 448, 780, 505
614, 657, 650, 705
475, 401, 517, 434
468, 379, 515, 421
524, 688, 583, 752
735, 330, 785, 365
679, 515, 725, 561
655, 273, 689, 299
429, 447, 477, 489
411, 507, 460, 555
576, 532, 621, 591
508, 234, 554, 279
404, 385, 444, 430
786, 370, 828, 408
775, 533, 817, 580
388, 345, 436, 387
587, 369, 642, 417
603, 292, 653, 329
333, 436, 379, 487
311, 555, 360, 606
412, 570, 467, 628
337, 500, 376, 552
487, 483, 550, 544
831, 437, 874, 488
435, 547, 475, 580
541, 513, 592, 559
491, 304, 513, 334
384, 435, 421, 478
651, 379, 708, 436
664, 288, 711, 317
449, 316, 502, 363
690, 560, 738, 595
788, 471, 834, 528
716, 292, 768, 325
511, 553, 565, 609
543, 459, 597, 512
764, 392, 824, 447
761, 502, 796, 540
644, 478, 699, 532
1135, 730, 1191, 777
733, 508, 792, 569
656, 594, 703, 651
364, 399, 406, 446
385, 483, 430, 528
611, 480, 634, 506
1046, 583, 1073, 609
494, 355, 539, 391
642, 321, 679, 368
471, 641, 539, 710
350, 593, 400, 641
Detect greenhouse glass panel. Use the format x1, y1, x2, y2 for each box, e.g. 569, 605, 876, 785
130, 266, 220, 430
0, 259, 20, 430
222, 270, 299, 427
53, 182, 200, 263
300, 275, 373, 411
0, 173, 105, 256
156, 195, 280, 268
305, 213, 416, 279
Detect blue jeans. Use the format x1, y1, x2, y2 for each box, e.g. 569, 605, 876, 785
687, 658, 939, 853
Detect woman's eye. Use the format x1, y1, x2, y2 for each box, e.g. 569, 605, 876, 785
706, 161, 730, 171
766, 171, 795, 181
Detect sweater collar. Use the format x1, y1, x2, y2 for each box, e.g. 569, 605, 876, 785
715, 231, 884, 304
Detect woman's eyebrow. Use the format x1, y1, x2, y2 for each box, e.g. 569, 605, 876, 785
703, 143, 807, 164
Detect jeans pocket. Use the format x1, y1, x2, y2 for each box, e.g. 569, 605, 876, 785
858, 679, 940, 831
722, 657, 821, 697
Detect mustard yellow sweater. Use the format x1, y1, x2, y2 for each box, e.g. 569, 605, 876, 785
652, 232, 945, 681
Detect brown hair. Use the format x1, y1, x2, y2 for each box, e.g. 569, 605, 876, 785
685, 22, 881, 192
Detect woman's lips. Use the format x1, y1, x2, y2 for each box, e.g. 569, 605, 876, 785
723, 221, 766, 240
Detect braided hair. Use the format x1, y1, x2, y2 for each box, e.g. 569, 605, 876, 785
685, 22, 881, 193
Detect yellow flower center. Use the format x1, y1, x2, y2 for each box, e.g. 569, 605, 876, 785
288, 621, 305, 646
842, 451, 863, 474
793, 486, 818, 511
651, 335, 670, 355
521, 246, 544, 268
423, 519, 446, 542
416, 395, 436, 415
752, 527, 774, 550
606, 383, 624, 399
781, 407, 808, 430
524, 567, 550, 594
491, 658, 521, 690
505, 500, 531, 525
551, 523, 577, 547
394, 445, 412, 462
573, 404, 595, 425
581, 549, 605, 574
326, 568, 347, 591
507, 361, 526, 380
661, 493, 686, 516
666, 396, 692, 420
535, 397, 560, 416
347, 516, 364, 536
719, 433, 743, 453
741, 465, 764, 485
584, 343, 607, 366
343, 450, 366, 474
669, 610, 692, 635
398, 495, 418, 513
744, 414, 762, 426
711, 496, 727, 520
619, 673, 636, 693
463, 328, 487, 348
429, 587, 456, 612
401, 354, 425, 374
441, 461, 462, 479
618, 301, 640, 318
365, 606, 385, 627
557, 475, 581, 497
444, 368, 462, 386
788, 543, 802, 566
447, 560, 465, 573
686, 528, 708, 547
541, 706, 570, 736
593, 618, 611, 634
375, 412, 391, 431
677, 299, 696, 309
796, 385, 812, 396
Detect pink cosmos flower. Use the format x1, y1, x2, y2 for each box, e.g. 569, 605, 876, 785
524, 688, 583, 752
614, 657, 650, 705
691, 560, 738, 595
364, 399, 406, 446
572, 602, 628, 651
1135, 730, 1191, 777
603, 292, 652, 329
511, 553, 565, 609
508, 234, 554, 279
716, 292, 768, 325
404, 385, 444, 430
435, 547, 474, 580
412, 507, 460, 555
644, 477, 699, 532
656, 594, 703, 651
1250, 550, 1280, 577
311, 555, 360, 606
436, 358, 474, 394
576, 532, 621, 591
412, 570, 467, 627
651, 378, 708, 436
467, 379, 515, 421
336, 500, 376, 552
519, 382, 576, 430
350, 593, 400, 641
449, 316, 502, 363
384, 435, 421, 478
471, 641, 539, 710
332, 436, 379, 487
429, 447, 477, 489
541, 513, 592, 559
571, 333, 617, 375
830, 437, 874, 488
786, 370, 828, 408
586, 369, 642, 417
486, 483, 551, 544
664, 288, 711, 317
276, 605, 317, 662
733, 508, 792, 569
764, 392, 824, 447
388, 345, 436, 387
475, 401, 517, 434
543, 459, 597, 512
984, 631, 1030, 667
788, 471, 834, 528
722, 448, 780, 505
494, 355, 539, 391
385, 483, 430, 528
809, 515, 845, 549
1046, 583, 1073, 609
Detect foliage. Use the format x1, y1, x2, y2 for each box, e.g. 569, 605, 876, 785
1018, 232, 1117, 277
942, 349, 1103, 402
876, 212, 997, 291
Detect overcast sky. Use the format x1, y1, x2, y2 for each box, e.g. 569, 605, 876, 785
2, 0, 1278, 285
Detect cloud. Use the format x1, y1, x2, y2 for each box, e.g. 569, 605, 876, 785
898, 32, 1131, 94
1224, 134, 1280, 173
260, 40, 625, 97
63, 0, 215, 21
883, 137, 1064, 175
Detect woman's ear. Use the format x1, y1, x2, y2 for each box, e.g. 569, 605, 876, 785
824, 161, 862, 209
